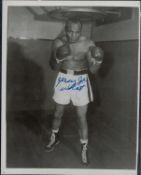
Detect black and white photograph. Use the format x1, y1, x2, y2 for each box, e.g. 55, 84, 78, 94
1, 1, 140, 175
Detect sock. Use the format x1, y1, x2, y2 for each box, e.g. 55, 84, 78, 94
52, 129, 59, 134
80, 139, 88, 145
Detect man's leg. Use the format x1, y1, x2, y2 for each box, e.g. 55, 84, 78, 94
76, 105, 88, 141
46, 103, 65, 152
76, 105, 89, 165
52, 103, 65, 131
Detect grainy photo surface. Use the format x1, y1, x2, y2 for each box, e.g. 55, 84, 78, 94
1, 1, 140, 175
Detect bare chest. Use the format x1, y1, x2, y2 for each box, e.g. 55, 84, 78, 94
69, 42, 90, 61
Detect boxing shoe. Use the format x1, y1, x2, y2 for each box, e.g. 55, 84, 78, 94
81, 143, 89, 166
46, 132, 60, 152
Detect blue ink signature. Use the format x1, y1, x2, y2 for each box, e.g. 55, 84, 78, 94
56, 76, 86, 91
60, 83, 85, 91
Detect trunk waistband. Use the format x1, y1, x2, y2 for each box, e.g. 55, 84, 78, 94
60, 69, 88, 75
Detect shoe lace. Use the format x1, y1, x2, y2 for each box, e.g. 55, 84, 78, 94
47, 133, 55, 148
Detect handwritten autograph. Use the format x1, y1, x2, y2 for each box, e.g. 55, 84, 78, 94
56, 76, 86, 91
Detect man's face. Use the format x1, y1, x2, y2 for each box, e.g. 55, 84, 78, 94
66, 22, 82, 43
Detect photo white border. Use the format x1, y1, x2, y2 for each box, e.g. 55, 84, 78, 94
1, 1, 140, 175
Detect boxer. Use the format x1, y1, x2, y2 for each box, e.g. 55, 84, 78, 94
47, 18, 104, 166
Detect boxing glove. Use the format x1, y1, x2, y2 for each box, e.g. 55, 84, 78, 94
56, 43, 71, 61
90, 46, 104, 62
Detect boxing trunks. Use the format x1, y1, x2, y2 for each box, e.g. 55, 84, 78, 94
53, 69, 93, 106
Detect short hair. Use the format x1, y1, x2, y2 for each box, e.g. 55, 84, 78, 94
65, 18, 82, 31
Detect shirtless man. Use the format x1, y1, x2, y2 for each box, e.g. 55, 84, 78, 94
46, 18, 104, 165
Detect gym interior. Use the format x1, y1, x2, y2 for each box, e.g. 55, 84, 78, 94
6, 6, 139, 169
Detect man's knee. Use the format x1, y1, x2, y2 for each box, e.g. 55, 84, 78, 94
54, 110, 63, 119
54, 104, 65, 118
76, 105, 88, 117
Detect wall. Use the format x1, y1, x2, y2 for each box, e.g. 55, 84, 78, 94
95, 40, 138, 136
8, 7, 63, 39
8, 7, 91, 39
7, 38, 55, 111
90, 8, 139, 160
93, 8, 139, 41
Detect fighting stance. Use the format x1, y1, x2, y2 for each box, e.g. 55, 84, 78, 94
47, 18, 104, 165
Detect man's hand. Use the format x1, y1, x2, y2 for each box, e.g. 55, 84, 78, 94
56, 43, 71, 63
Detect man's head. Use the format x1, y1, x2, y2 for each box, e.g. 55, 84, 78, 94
65, 18, 82, 43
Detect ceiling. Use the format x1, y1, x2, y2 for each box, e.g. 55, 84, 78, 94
25, 6, 133, 26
